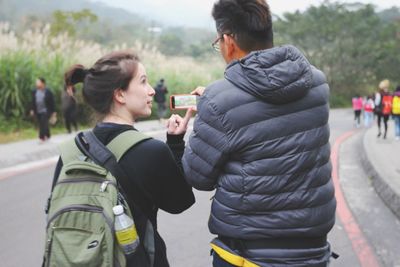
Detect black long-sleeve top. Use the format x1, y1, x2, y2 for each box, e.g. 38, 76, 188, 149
52, 122, 195, 267
31, 88, 55, 115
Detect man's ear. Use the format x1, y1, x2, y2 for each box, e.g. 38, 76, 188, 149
113, 89, 126, 104
223, 34, 235, 58
223, 34, 236, 59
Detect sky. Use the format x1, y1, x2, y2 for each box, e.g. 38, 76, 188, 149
93, 0, 400, 28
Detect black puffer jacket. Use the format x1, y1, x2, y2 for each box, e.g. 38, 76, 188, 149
183, 45, 335, 266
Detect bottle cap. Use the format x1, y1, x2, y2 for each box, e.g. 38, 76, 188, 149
113, 205, 124, 216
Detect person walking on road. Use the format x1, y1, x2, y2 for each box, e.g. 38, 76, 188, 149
183, 1, 336, 266
352, 94, 363, 128
30, 77, 56, 143
50, 51, 195, 267
375, 80, 392, 138
392, 86, 400, 141
154, 78, 168, 120
374, 87, 383, 125
363, 95, 375, 128
61, 84, 78, 133
379, 80, 393, 139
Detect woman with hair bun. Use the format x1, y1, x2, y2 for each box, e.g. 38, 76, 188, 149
49, 51, 195, 267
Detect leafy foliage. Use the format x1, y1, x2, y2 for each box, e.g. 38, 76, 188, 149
274, 2, 400, 105
50, 9, 98, 37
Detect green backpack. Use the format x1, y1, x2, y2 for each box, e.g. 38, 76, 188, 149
43, 130, 155, 267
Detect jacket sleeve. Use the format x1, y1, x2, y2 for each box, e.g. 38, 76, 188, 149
31, 90, 36, 114
46, 89, 56, 114
119, 139, 195, 215
182, 94, 230, 191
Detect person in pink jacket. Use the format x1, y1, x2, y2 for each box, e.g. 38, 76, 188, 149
363, 95, 375, 127
352, 95, 363, 128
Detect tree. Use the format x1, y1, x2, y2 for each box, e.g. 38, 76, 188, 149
158, 33, 183, 56
274, 2, 400, 106
50, 9, 98, 37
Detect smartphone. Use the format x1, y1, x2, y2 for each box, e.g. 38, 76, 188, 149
170, 94, 198, 110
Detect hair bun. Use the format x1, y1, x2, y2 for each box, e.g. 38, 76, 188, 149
65, 64, 88, 86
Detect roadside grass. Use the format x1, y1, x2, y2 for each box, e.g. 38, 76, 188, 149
0, 125, 73, 144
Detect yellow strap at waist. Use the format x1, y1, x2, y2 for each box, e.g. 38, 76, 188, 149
210, 244, 260, 267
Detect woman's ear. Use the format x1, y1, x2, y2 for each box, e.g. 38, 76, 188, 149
113, 89, 126, 105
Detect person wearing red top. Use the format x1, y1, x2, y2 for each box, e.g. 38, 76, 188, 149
376, 80, 392, 139
352, 95, 363, 128
363, 95, 375, 127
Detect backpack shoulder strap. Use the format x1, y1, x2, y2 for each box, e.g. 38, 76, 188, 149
106, 130, 151, 162
74, 130, 155, 205
60, 139, 84, 164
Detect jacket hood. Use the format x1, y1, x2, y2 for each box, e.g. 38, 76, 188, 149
225, 45, 313, 105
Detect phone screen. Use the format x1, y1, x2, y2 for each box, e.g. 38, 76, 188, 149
171, 95, 197, 110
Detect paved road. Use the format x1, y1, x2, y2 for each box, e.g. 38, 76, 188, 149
0, 109, 399, 267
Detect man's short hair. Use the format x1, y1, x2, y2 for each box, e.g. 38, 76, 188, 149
212, 0, 273, 52
38, 77, 46, 84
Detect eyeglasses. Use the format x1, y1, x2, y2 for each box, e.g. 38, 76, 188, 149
211, 36, 223, 52
211, 33, 234, 52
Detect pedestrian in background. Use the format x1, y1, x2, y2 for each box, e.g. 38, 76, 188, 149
364, 95, 375, 128
392, 85, 400, 141
30, 77, 56, 143
61, 84, 79, 133
154, 78, 168, 120
380, 80, 393, 139
352, 94, 363, 128
375, 87, 384, 136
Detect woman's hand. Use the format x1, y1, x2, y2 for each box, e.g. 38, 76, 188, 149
167, 108, 194, 135
191, 86, 206, 96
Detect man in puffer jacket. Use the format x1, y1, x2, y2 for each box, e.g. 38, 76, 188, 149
182, 0, 336, 266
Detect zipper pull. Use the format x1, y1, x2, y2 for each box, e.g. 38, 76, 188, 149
100, 181, 110, 192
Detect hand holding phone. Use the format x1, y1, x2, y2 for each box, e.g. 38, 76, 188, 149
170, 94, 198, 110
191, 86, 206, 96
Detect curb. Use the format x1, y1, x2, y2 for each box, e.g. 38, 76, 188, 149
0, 146, 60, 170
359, 130, 400, 220
0, 156, 58, 181
0, 122, 158, 170
0, 123, 191, 171
332, 130, 381, 267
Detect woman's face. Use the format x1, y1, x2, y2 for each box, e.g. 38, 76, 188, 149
122, 63, 155, 120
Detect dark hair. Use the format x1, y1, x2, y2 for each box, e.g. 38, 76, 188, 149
212, 0, 273, 52
64, 51, 140, 115
38, 77, 46, 84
